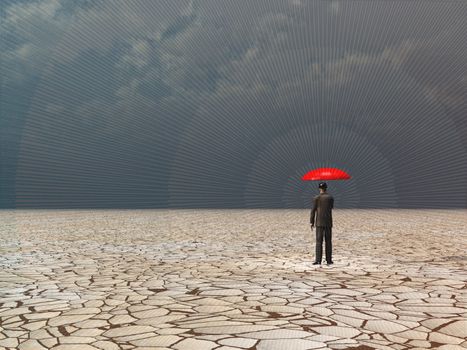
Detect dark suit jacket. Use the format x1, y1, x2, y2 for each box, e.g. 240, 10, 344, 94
310, 192, 334, 227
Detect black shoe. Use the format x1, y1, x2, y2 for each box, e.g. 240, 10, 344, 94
326, 261, 334, 265
312, 261, 321, 265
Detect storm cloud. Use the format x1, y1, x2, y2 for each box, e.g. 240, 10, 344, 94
1, 0, 466, 208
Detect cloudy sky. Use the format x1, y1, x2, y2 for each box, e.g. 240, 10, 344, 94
1, 0, 466, 208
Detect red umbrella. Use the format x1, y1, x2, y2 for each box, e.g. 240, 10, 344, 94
302, 167, 351, 181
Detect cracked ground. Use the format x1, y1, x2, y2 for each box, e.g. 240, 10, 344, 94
0, 209, 466, 350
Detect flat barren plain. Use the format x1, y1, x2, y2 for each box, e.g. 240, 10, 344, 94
0, 209, 466, 350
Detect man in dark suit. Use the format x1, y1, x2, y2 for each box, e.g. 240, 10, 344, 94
310, 182, 334, 266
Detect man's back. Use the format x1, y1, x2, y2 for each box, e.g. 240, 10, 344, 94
310, 192, 334, 227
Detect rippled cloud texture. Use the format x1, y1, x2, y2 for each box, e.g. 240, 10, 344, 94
1, 0, 466, 208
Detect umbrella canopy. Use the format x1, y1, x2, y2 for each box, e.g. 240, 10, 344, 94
302, 167, 351, 181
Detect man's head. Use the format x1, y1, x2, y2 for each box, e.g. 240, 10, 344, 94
318, 182, 327, 193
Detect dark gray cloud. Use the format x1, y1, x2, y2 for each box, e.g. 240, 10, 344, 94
1, 0, 466, 208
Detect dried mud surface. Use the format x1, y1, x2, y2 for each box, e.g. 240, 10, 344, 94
0, 209, 466, 350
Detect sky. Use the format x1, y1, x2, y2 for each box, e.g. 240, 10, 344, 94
1, 0, 466, 208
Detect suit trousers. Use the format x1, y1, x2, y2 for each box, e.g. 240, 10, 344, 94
315, 226, 332, 263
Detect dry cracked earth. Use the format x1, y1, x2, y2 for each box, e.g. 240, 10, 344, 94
0, 209, 466, 350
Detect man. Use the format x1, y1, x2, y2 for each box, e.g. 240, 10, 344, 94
310, 182, 334, 266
